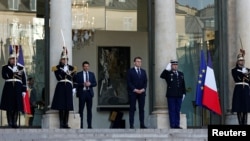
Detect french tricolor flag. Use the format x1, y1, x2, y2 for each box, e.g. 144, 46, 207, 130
202, 52, 222, 115
17, 45, 31, 114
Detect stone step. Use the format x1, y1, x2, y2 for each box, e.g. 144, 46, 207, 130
0, 129, 208, 141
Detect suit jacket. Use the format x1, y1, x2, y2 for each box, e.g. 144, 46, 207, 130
74, 71, 97, 97
160, 69, 186, 98
127, 67, 147, 95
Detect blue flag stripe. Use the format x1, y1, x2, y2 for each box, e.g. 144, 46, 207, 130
195, 50, 207, 106
18, 45, 25, 66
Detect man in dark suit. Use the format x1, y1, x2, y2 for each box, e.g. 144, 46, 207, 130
74, 61, 97, 129
127, 56, 148, 129
160, 60, 186, 129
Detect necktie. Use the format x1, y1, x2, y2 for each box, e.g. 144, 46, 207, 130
85, 71, 89, 81
137, 68, 141, 76
84, 71, 89, 90
174, 71, 177, 75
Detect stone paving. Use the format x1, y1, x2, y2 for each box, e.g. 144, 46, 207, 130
0, 128, 207, 141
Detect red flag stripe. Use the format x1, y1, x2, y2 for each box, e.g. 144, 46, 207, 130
23, 90, 31, 114
202, 85, 222, 115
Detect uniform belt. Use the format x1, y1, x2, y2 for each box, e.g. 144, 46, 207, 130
5, 79, 22, 83
235, 82, 249, 86
59, 79, 73, 85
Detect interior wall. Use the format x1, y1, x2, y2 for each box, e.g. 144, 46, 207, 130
72, 30, 149, 128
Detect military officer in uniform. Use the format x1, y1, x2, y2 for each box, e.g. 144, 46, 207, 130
51, 47, 77, 128
231, 49, 250, 125
0, 46, 27, 128
160, 59, 186, 129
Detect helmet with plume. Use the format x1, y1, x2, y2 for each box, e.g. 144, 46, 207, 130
237, 48, 245, 61
61, 46, 68, 59
9, 45, 19, 59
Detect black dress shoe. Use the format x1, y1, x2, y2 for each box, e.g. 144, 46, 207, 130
140, 125, 147, 129
60, 124, 70, 129
130, 126, 134, 129
88, 126, 92, 129
172, 126, 182, 129
12, 125, 19, 128
63, 125, 71, 129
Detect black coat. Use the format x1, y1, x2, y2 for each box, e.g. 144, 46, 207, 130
160, 69, 186, 97
0, 63, 27, 111
51, 63, 77, 110
231, 65, 250, 112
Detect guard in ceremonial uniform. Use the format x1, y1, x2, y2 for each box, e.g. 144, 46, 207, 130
51, 47, 77, 128
0, 45, 27, 128
160, 60, 186, 129
231, 49, 250, 125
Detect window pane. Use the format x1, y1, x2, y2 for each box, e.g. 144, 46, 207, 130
176, 0, 216, 128
0, 0, 45, 128
8, 0, 19, 10
105, 0, 137, 31
30, 0, 37, 11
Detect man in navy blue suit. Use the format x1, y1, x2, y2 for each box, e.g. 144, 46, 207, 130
160, 60, 186, 129
127, 56, 148, 129
74, 61, 97, 129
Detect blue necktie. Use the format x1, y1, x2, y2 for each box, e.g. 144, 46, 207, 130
137, 68, 141, 76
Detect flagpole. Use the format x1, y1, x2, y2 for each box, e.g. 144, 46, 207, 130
195, 38, 205, 127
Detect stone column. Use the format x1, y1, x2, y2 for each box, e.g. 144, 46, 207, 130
225, 0, 250, 125
150, 0, 186, 129
42, 0, 80, 128
236, 1, 250, 66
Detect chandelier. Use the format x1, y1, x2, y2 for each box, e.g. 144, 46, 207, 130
72, 0, 95, 49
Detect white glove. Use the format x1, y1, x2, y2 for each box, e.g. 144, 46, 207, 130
22, 92, 26, 97
182, 94, 185, 101
72, 88, 76, 96
18, 70, 23, 75
63, 65, 69, 72
12, 66, 18, 72
165, 63, 171, 71
242, 68, 248, 74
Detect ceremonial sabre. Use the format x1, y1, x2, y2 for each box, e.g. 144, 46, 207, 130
60, 29, 66, 47
239, 35, 244, 49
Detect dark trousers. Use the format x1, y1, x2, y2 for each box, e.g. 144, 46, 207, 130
59, 110, 70, 128
237, 112, 248, 125
78, 91, 93, 128
6, 110, 19, 128
129, 93, 145, 127
167, 97, 182, 128
28, 107, 35, 126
